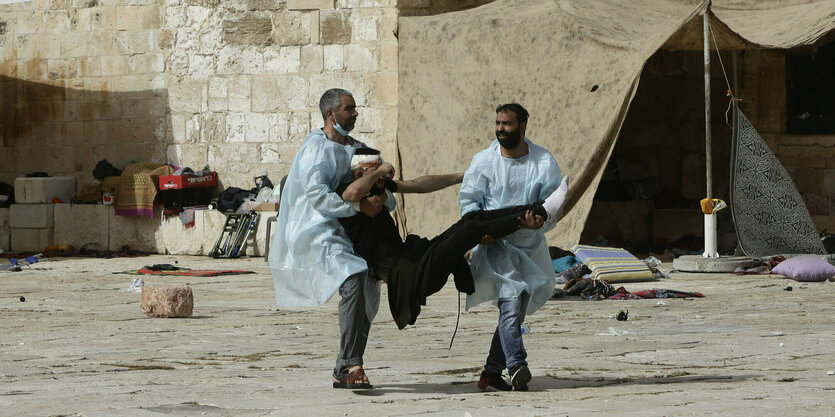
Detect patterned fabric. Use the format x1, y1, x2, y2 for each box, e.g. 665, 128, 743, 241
570, 244, 653, 282
730, 105, 825, 258
115, 162, 174, 217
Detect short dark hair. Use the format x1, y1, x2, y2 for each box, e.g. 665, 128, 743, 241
496, 103, 529, 123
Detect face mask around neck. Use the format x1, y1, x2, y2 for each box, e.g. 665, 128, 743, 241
333, 120, 352, 137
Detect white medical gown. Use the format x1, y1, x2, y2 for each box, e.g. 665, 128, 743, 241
460, 138, 561, 315
269, 129, 395, 321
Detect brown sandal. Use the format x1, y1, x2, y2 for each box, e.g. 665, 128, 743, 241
332, 376, 348, 389
346, 367, 373, 389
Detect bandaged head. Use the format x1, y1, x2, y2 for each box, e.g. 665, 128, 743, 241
351, 148, 382, 172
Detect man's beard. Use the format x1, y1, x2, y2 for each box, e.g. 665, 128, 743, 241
497, 129, 522, 149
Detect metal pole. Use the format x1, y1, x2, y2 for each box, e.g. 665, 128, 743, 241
703, 9, 712, 200
702, 6, 718, 258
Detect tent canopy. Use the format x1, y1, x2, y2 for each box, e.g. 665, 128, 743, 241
396, 0, 835, 249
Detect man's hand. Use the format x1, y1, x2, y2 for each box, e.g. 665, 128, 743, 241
518, 210, 545, 229
377, 162, 394, 178
359, 196, 384, 217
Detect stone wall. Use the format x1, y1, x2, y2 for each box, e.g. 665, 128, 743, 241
0, 0, 168, 187
1, 0, 495, 193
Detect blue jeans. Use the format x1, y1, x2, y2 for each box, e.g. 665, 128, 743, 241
484, 292, 530, 374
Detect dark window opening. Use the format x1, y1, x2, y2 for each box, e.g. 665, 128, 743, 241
787, 42, 835, 134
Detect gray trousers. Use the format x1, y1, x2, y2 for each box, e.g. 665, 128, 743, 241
333, 274, 371, 379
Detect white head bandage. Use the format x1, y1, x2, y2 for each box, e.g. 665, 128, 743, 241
351, 154, 382, 171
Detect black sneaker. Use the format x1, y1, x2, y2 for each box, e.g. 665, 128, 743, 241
477, 371, 511, 391
509, 363, 531, 391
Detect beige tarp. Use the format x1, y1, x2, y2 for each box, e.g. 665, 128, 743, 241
395, 0, 835, 249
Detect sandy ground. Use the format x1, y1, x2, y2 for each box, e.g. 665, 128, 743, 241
1, 254, 834, 416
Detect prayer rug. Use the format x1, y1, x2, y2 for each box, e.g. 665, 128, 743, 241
730, 104, 825, 258
116, 268, 255, 277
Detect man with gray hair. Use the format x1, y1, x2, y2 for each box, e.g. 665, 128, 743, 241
269, 88, 394, 389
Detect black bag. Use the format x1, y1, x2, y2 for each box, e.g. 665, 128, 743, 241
0, 181, 13, 208
216, 187, 252, 212
93, 159, 123, 180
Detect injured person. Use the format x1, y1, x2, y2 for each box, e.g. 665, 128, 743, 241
336, 148, 569, 329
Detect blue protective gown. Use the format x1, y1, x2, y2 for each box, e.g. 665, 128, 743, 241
269, 128, 395, 321
460, 138, 561, 315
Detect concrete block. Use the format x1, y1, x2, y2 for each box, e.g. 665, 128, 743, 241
0, 208, 8, 230
11, 227, 53, 252
0, 233, 9, 252
247, 211, 276, 257
14, 177, 77, 204
53, 204, 109, 251
202, 209, 227, 256
159, 208, 207, 255
10, 204, 54, 228
109, 206, 162, 253
672, 255, 757, 273
200, 210, 272, 257
141, 285, 193, 318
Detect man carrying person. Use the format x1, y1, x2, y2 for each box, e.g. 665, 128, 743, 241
269, 88, 394, 390
336, 148, 568, 333
460, 103, 564, 392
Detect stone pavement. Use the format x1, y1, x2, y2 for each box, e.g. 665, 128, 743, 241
2, 254, 833, 416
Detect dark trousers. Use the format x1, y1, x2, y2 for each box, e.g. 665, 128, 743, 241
334, 274, 370, 379
429, 203, 546, 276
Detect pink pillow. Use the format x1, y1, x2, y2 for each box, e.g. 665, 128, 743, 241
772, 255, 835, 282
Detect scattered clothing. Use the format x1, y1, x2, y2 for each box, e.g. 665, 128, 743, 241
551, 277, 621, 300
552, 255, 580, 273
609, 288, 704, 300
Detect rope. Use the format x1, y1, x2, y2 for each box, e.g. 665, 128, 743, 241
707, 16, 741, 124
448, 291, 461, 350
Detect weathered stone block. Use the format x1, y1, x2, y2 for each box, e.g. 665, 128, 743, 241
10, 204, 54, 229
141, 285, 194, 318
53, 204, 109, 251
300, 44, 324, 72
251, 75, 282, 112
222, 14, 272, 46
14, 177, 76, 204
11, 227, 53, 252
246, 113, 270, 142
319, 10, 351, 45
264, 46, 300, 73
159, 209, 206, 255
287, 0, 334, 10
273, 10, 310, 46
350, 12, 378, 42
109, 206, 161, 252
